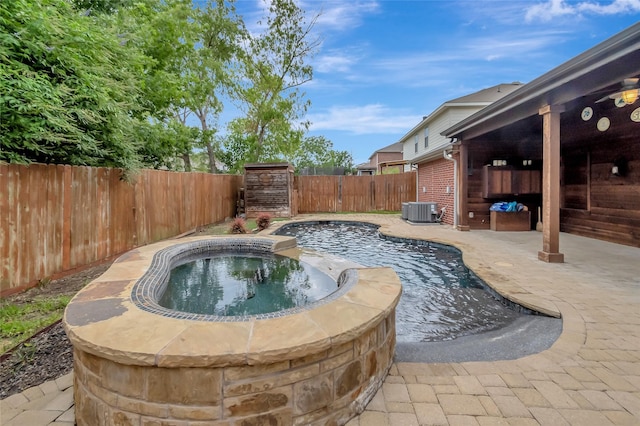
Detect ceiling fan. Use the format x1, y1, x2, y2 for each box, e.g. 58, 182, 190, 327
596, 78, 640, 104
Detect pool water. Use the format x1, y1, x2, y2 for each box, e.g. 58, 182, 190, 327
275, 222, 523, 342
158, 253, 336, 317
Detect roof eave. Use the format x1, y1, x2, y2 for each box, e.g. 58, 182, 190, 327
398, 102, 493, 143
443, 22, 640, 140
409, 146, 453, 165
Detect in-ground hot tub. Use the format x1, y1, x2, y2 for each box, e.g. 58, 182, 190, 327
63, 235, 401, 425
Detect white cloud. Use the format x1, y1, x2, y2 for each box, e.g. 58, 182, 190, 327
525, 0, 640, 22
314, 45, 366, 74
240, 0, 380, 38
306, 1, 381, 31
307, 104, 420, 134
577, 0, 640, 14
358, 29, 568, 87
464, 31, 570, 61
314, 54, 356, 73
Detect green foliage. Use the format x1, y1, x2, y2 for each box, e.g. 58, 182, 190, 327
225, 0, 318, 170
219, 131, 258, 174
0, 0, 144, 169
0, 295, 71, 353
136, 119, 201, 170
0, 0, 332, 173
290, 135, 354, 174
71, 0, 133, 15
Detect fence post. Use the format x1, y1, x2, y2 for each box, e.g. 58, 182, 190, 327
370, 175, 375, 211
338, 176, 342, 213
62, 165, 72, 271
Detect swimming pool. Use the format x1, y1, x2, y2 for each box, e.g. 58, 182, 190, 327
275, 221, 528, 343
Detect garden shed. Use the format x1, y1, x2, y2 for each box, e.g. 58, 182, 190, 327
243, 163, 295, 218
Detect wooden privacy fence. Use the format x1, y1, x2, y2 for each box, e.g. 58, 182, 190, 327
295, 172, 416, 213
1, 165, 415, 296
0, 163, 242, 296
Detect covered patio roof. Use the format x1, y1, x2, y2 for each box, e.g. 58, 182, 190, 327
443, 22, 640, 142
440, 22, 640, 263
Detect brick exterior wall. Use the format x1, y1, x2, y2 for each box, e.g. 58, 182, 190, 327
374, 152, 403, 170
417, 157, 455, 226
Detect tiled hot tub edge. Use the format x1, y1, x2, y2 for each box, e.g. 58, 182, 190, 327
64, 235, 402, 425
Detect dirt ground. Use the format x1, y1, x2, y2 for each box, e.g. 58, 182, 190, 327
0, 263, 111, 398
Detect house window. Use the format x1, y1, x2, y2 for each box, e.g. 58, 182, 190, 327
414, 135, 418, 153
424, 128, 429, 148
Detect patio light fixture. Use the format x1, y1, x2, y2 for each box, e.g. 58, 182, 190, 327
596, 78, 640, 105
621, 88, 639, 105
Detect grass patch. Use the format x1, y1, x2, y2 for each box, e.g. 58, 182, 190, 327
0, 295, 71, 353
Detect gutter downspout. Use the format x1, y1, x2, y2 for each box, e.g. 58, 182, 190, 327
443, 148, 458, 228
412, 163, 419, 201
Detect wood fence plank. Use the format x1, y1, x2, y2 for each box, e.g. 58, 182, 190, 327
294, 173, 415, 213
62, 165, 72, 271
0, 164, 9, 293
2, 165, 413, 295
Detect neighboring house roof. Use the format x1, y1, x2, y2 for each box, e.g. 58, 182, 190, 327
356, 161, 375, 170
443, 22, 640, 141
399, 82, 522, 165
447, 83, 524, 104
400, 82, 523, 144
357, 141, 404, 171
378, 159, 407, 168
370, 141, 404, 158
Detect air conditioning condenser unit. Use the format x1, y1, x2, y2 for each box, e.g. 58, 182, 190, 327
407, 202, 438, 223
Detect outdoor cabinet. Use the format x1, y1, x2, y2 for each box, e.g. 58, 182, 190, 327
514, 169, 542, 195
482, 165, 541, 198
490, 211, 531, 231
483, 165, 512, 197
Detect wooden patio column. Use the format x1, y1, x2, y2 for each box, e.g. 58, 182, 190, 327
457, 141, 470, 231
538, 105, 564, 263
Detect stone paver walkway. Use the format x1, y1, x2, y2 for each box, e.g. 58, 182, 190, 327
2, 214, 639, 425
1, 372, 74, 426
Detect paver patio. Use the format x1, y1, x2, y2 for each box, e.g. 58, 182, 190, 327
2, 214, 639, 425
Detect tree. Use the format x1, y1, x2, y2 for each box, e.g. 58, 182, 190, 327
225, 0, 319, 169
183, 0, 243, 173
119, 0, 242, 173
289, 136, 354, 174
328, 149, 355, 173
71, 0, 133, 14
0, 0, 145, 170
135, 118, 202, 171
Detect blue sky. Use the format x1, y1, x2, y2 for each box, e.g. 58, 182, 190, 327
234, 1, 640, 165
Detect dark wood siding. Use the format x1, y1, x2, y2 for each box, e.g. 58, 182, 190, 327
461, 99, 639, 246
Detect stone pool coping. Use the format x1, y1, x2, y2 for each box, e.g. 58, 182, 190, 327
63, 234, 403, 368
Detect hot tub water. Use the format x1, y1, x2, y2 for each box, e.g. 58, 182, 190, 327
158, 253, 336, 316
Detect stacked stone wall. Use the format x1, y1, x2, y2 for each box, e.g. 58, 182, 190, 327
73, 311, 396, 426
